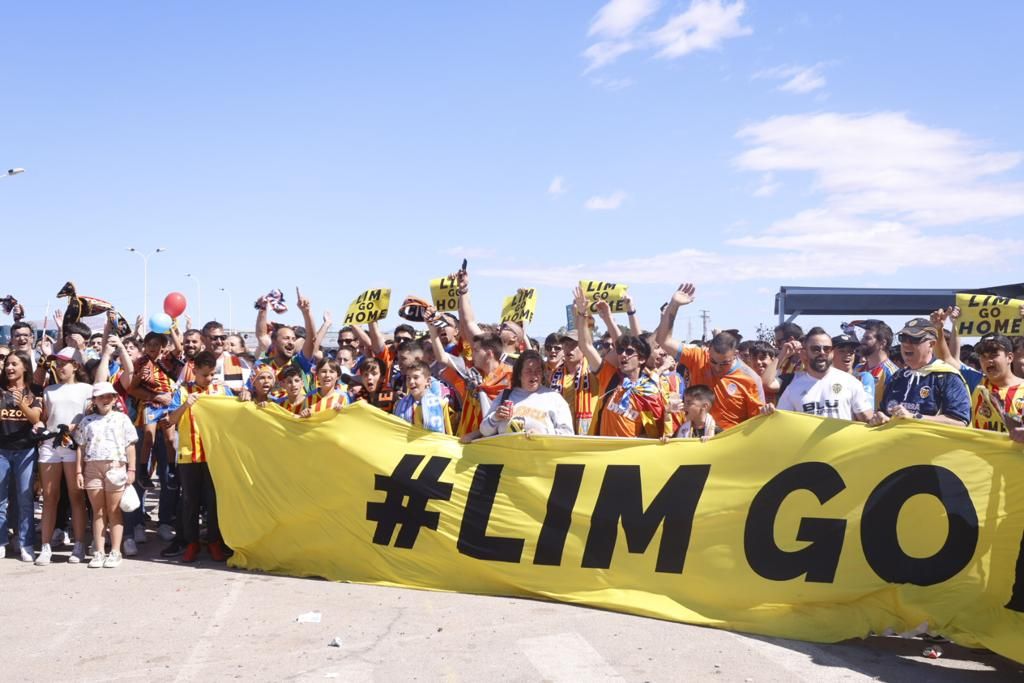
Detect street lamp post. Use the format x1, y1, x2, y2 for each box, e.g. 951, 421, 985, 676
186, 273, 202, 324
219, 287, 233, 332
126, 247, 167, 332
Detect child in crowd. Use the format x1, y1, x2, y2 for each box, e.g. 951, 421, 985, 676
671, 385, 722, 442
392, 360, 453, 434
248, 365, 278, 408
128, 332, 182, 481
167, 351, 232, 562
279, 365, 308, 415
301, 358, 350, 416
74, 381, 138, 568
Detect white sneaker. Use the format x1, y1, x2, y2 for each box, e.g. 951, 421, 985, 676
0, 545, 5, 559
134, 524, 147, 544
50, 528, 65, 548
123, 538, 138, 557
158, 524, 175, 542
34, 544, 52, 566
103, 550, 122, 568
88, 551, 105, 568
19, 546, 34, 563
68, 542, 86, 564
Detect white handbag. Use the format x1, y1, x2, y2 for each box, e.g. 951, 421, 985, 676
120, 482, 141, 512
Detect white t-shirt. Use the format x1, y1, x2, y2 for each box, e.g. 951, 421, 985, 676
777, 367, 871, 421
480, 386, 575, 436
39, 382, 94, 458
75, 411, 138, 462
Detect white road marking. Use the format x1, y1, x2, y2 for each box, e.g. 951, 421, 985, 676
174, 575, 249, 682
518, 632, 624, 682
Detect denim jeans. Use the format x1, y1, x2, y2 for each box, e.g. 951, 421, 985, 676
0, 448, 37, 548
124, 426, 178, 530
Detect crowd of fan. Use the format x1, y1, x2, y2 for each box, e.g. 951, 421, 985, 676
1, 270, 1018, 568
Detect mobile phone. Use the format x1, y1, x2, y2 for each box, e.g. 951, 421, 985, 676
461, 259, 468, 272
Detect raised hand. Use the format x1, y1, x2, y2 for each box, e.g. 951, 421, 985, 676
572, 287, 588, 317
296, 287, 311, 312
594, 299, 611, 318
671, 283, 696, 307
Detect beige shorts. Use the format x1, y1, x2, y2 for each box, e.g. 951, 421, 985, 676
82, 460, 127, 492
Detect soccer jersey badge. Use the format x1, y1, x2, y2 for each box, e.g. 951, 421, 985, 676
919, 386, 931, 399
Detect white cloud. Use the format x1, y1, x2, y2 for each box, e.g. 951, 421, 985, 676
753, 172, 780, 197
479, 112, 1024, 287
582, 41, 636, 74
649, 0, 753, 59
753, 63, 828, 94
589, 0, 661, 38
583, 0, 752, 73
584, 190, 628, 211
735, 112, 1024, 225
548, 176, 566, 196
440, 246, 497, 259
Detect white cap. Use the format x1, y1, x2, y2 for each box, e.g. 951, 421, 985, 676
92, 381, 118, 398
53, 347, 84, 365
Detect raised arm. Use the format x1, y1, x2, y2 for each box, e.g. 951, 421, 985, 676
456, 269, 484, 340
296, 287, 317, 360
656, 283, 695, 358
594, 300, 621, 346
930, 308, 960, 368
624, 294, 642, 337
367, 320, 386, 355
254, 302, 271, 357
573, 287, 605, 370
424, 309, 452, 368
349, 324, 373, 355
312, 310, 332, 362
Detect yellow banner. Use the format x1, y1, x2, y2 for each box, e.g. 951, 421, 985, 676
500, 288, 537, 324
579, 280, 629, 314
955, 292, 1024, 337
429, 276, 460, 313
344, 288, 390, 325
194, 399, 1024, 663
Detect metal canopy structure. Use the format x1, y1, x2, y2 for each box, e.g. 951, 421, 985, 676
772, 284, 1024, 324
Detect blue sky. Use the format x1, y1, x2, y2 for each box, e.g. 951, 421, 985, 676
2, 2, 1023, 340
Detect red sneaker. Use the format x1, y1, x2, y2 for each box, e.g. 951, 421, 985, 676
207, 541, 227, 562
181, 543, 201, 563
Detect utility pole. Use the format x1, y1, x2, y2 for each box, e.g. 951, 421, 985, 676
700, 309, 711, 341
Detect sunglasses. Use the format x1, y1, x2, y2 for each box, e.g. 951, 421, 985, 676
898, 334, 929, 345
209, 335, 228, 341
338, 338, 357, 346
617, 347, 639, 358
807, 345, 832, 354
544, 345, 563, 353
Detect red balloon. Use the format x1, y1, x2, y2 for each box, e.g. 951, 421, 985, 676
163, 292, 187, 318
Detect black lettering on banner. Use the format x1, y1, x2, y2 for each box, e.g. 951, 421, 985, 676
861, 465, 978, 586
534, 464, 585, 566
366, 454, 453, 548
744, 462, 846, 583
457, 464, 525, 563
582, 465, 710, 573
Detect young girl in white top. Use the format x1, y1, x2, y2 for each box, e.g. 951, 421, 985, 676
36, 348, 93, 566
74, 382, 138, 568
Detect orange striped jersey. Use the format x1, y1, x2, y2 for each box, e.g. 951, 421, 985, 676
549, 359, 600, 435
136, 353, 180, 397
442, 363, 512, 437
302, 386, 351, 415
970, 378, 1024, 432
171, 381, 233, 463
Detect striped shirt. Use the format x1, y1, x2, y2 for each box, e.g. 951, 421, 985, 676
855, 358, 900, 410
171, 381, 233, 463
971, 378, 1024, 432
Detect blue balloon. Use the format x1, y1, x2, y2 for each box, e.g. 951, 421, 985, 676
150, 313, 173, 333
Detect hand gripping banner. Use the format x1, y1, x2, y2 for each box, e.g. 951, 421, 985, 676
193, 398, 1024, 663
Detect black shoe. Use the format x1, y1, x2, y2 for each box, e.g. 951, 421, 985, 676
160, 540, 185, 558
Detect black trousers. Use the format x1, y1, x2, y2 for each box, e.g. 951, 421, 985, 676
178, 462, 220, 544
